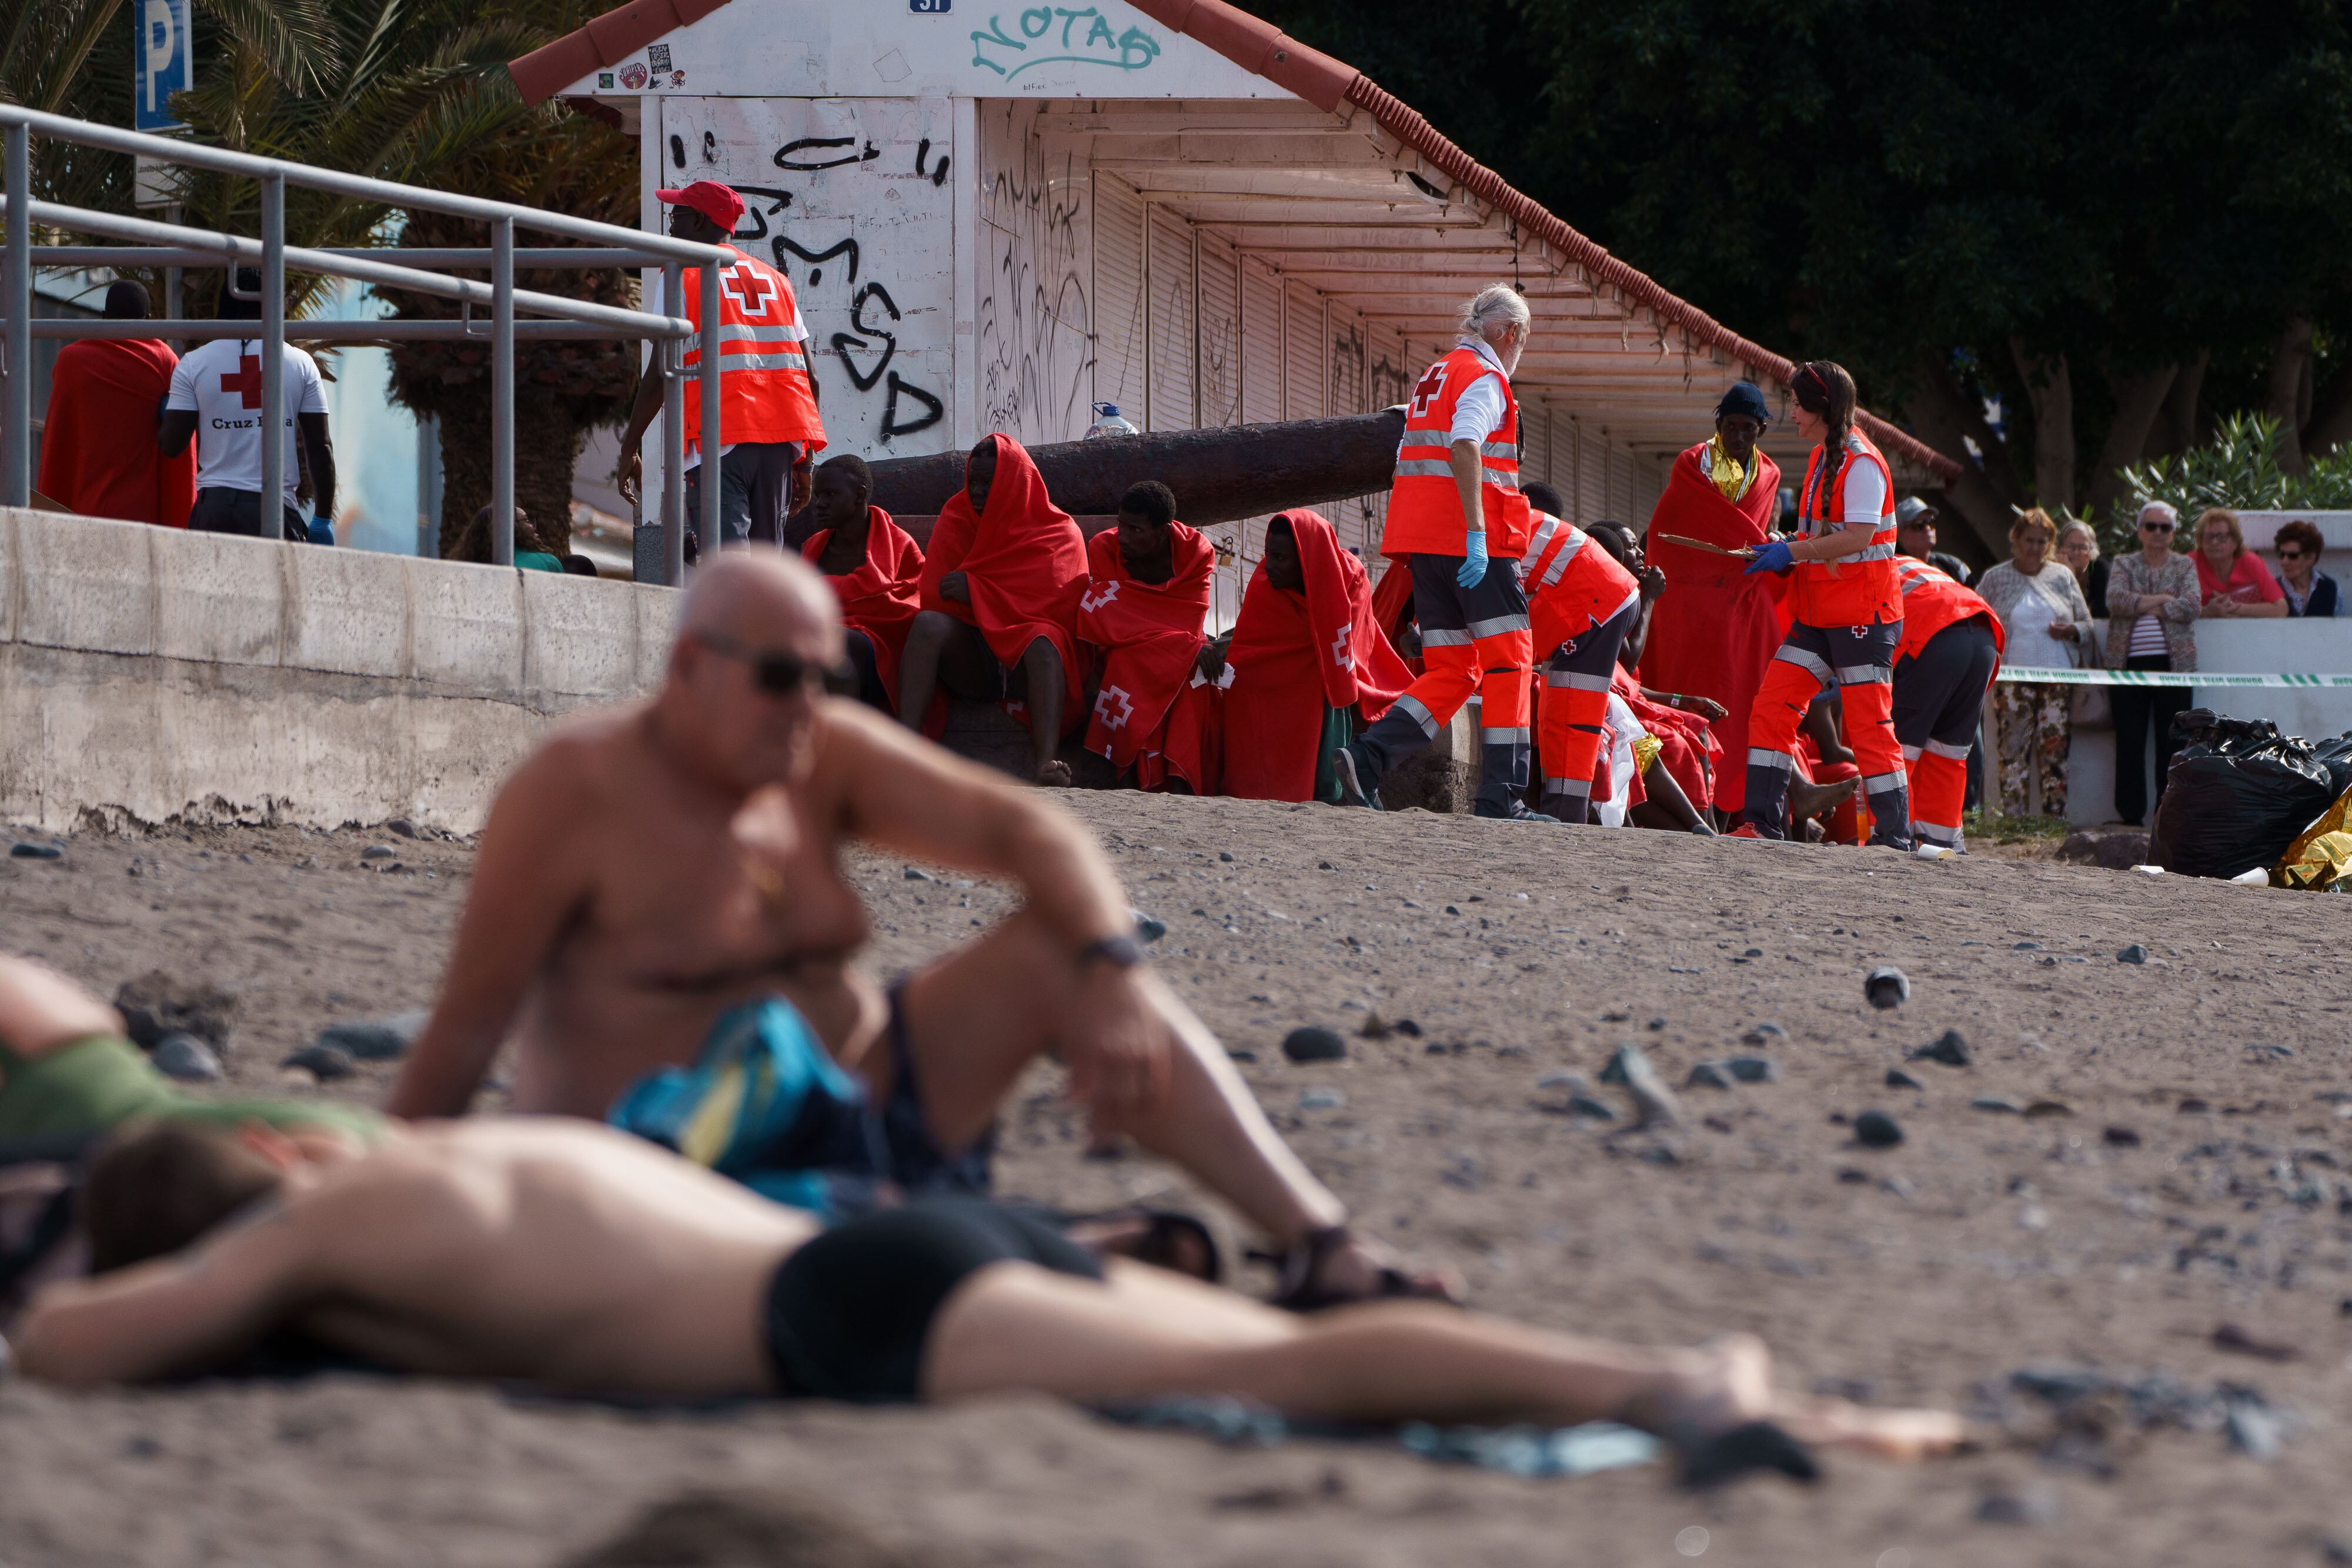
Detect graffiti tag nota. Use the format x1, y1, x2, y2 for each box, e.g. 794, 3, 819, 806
969, 7, 1161, 81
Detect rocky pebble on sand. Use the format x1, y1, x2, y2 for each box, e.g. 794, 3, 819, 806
282, 1043, 358, 1081
1865, 965, 1910, 1009
1854, 1109, 1905, 1148
1910, 1029, 1972, 1067
151, 1033, 223, 1082
1281, 1026, 1347, 1063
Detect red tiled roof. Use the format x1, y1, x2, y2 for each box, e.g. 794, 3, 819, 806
508, 0, 1957, 480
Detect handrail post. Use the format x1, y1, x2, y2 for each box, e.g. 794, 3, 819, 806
699, 257, 721, 553
492, 215, 514, 566
259, 174, 285, 539
5, 121, 31, 507
662, 261, 684, 586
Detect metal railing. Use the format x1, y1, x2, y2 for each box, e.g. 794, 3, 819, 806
1, 106, 727, 584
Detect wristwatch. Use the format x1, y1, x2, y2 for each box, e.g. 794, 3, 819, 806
1077, 933, 1145, 971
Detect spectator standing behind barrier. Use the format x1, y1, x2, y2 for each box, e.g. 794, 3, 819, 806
2056, 518, 2107, 618
158, 270, 335, 544
1974, 507, 2092, 819
2193, 507, 2286, 618
2104, 500, 2199, 827
613, 180, 826, 551
2273, 519, 2338, 617
36, 281, 195, 529
1894, 497, 1971, 585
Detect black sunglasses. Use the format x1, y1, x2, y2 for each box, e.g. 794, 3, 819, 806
696, 631, 850, 695
2140, 520, 2176, 533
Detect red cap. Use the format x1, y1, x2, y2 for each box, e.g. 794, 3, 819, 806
655, 180, 744, 233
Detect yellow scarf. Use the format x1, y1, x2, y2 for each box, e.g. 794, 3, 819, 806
1705, 434, 1753, 502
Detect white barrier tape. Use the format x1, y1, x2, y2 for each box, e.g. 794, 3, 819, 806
1996, 666, 2352, 689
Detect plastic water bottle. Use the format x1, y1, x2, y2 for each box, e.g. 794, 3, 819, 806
1084, 402, 1140, 440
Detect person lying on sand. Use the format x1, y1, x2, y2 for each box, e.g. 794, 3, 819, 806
14, 1114, 1966, 1486
388, 551, 1446, 1308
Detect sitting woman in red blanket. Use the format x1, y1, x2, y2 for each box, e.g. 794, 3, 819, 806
801, 455, 924, 714
1075, 482, 1215, 790
1162, 511, 1412, 801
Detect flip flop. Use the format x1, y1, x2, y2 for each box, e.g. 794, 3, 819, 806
1676, 1420, 1822, 1489
1058, 1208, 1223, 1283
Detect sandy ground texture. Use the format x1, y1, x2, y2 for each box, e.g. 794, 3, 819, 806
3, 796, 2352, 1567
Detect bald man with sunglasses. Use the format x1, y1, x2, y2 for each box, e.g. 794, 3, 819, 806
389, 554, 1449, 1309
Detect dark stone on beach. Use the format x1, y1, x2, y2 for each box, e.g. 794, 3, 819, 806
1602, 1044, 1679, 1128
1976, 1483, 2062, 1526
9, 841, 62, 860
1299, 1088, 1347, 1111
1838, 1167, 1869, 1183
1226, 1049, 1256, 1063
2178, 1098, 2211, 1114
1358, 1013, 1391, 1039
319, 1012, 425, 1062
360, 844, 396, 861
1444, 904, 1461, 915
1129, 910, 1168, 943
1854, 1110, 1905, 1148
1865, 966, 1909, 1009
902, 867, 936, 881
1281, 1026, 1347, 1064
282, 1043, 356, 1081
563, 1487, 941, 1568
2058, 828, 2151, 870
1566, 1094, 1618, 1122
1744, 947, 1763, 958
151, 1034, 223, 1082
1686, 1061, 1734, 1090
2103, 1125, 2141, 1146
1726, 1055, 1780, 1084
2013, 940, 2042, 950
113, 971, 237, 1051
2024, 1100, 2074, 1118
1909, 1029, 1972, 1068
1742, 1022, 1786, 1046
387, 818, 418, 839
1219, 851, 1235, 862
1973, 1094, 2023, 1114
1394, 1018, 1422, 1037
2213, 1322, 2298, 1362
1886, 1068, 1925, 1090
2117, 943, 2149, 964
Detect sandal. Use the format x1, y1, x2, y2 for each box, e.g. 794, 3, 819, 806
1261, 1224, 1460, 1313
1059, 1208, 1223, 1283
1675, 1419, 1822, 1489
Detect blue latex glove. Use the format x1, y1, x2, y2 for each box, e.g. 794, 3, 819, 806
307, 514, 336, 547
1744, 537, 1793, 576
1456, 529, 1491, 590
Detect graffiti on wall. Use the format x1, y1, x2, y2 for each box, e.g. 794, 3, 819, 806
968, 8, 1162, 82
974, 104, 1095, 446
661, 97, 953, 457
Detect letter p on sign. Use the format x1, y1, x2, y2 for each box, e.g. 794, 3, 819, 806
135, 0, 191, 132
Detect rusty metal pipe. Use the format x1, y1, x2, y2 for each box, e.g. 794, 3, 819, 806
867, 409, 1406, 526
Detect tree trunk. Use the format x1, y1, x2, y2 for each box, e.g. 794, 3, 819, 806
1898, 354, 2027, 558
2149, 350, 2209, 462
2303, 361, 2352, 460
429, 381, 587, 557
2084, 365, 2179, 520
2010, 339, 2074, 510
2266, 319, 2316, 472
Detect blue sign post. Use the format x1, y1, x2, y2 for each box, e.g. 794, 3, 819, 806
134, 0, 191, 133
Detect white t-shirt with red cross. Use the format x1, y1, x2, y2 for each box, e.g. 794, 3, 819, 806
166, 338, 329, 510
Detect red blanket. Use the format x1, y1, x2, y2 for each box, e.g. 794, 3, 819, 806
37, 339, 193, 528
1611, 665, 1718, 812
803, 506, 924, 709
1639, 441, 1783, 811
1201, 510, 1412, 801
918, 433, 1087, 717
1078, 523, 1214, 776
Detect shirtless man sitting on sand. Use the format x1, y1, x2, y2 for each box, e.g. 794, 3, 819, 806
388, 552, 1439, 1306
14, 1114, 1965, 1487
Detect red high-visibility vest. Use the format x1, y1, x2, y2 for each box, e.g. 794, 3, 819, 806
1790, 427, 1899, 626
679, 244, 827, 453
1893, 557, 2004, 661
1380, 344, 1528, 560
1521, 510, 1638, 620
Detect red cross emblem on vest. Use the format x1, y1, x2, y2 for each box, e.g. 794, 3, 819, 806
220, 353, 265, 410
1094, 684, 1134, 731
1408, 363, 1447, 419
720, 262, 777, 318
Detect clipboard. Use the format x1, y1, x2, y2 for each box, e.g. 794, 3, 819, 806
1655, 533, 1755, 559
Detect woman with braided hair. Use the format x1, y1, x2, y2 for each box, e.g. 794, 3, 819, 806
1735, 363, 1913, 850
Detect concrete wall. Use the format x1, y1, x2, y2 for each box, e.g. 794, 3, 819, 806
0, 509, 676, 834
2064, 617, 2352, 825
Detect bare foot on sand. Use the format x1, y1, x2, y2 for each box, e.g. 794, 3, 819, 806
1638, 1335, 1967, 1465
1272, 1225, 1465, 1310
1035, 759, 1074, 787
1789, 773, 1861, 822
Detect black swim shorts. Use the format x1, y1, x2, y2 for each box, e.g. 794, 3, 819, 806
763, 1198, 1101, 1403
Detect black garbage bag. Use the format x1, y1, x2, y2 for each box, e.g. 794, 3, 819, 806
2151, 711, 2336, 878
2311, 730, 2352, 798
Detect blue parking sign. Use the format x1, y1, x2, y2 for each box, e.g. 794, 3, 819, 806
134, 0, 191, 132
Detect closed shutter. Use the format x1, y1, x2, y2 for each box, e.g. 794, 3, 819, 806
1147, 207, 1195, 431
1284, 282, 1322, 420
1520, 403, 1549, 495
1577, 425, 1608, 525
1197, 233, 1241, 430
1093, 176, 1145, 427
1240, 263, 1282, 426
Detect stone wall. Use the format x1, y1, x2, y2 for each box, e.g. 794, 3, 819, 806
0, 510, 676, 834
